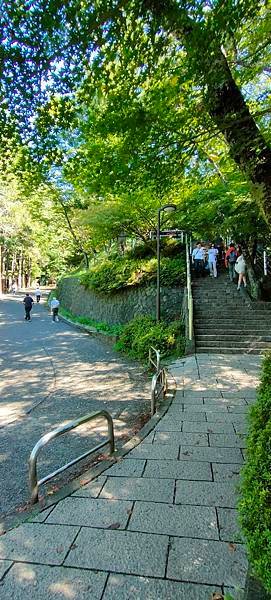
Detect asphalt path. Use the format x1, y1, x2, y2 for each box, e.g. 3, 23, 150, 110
0, 293, 149, 520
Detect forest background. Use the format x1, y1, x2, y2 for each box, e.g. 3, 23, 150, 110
0, 0, 270, 288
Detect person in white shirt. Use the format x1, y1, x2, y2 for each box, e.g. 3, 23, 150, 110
208, 244, 219, 278
235, 253, 247, 290
50, 297, 60, 322
34, 285, 42, 303
192, 242, 205, 277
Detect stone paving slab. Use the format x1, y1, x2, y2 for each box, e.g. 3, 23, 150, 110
213, 463, 242, 482
105, 459, 146, 477
175, 480, 238, 508
153, 432, 209, 445
209, 433, 247, 448
0, 559, 12, 580
182, 421, 235, 433
128, 501, 219, 539
179, 445, 243, 463
0, 523, 79, 565
103, 573, 222, 599
128, 443, 179, 460
184, 405, 229, 413
183, 390, 223, 398
167, 537, 248, 587
72, 476, 107, 497
228, 405, 249, 413
155, 419, 183, 431
100, 476, 175, 503
179, 397, 204, 405
64, 528, 168, 577
204, 397, 247, 405
206, 412, 247, 422
46, 497, 132, 528
30, 505, 56, 522
222, 391, 257, 399
143, 459, 212, 480
233, 422, 248, 434
0, 563, 107, 600
217, 507, 244, 542
140, 433, 155, 443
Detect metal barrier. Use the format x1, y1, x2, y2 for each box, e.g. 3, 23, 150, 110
29, 410, 115, 504
149, 346, 160, 373
149, 346, 167, 415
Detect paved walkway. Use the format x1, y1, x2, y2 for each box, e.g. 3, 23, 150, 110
0, 294, 149, 518
0, 353, 261, 599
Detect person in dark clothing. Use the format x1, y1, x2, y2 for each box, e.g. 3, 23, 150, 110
23, 293, 34, 321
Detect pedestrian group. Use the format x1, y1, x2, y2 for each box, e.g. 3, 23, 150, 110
19, 284, 60, 322
192, 240, 247, 289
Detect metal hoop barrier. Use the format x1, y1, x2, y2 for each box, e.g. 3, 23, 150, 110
29, 410, 115, 504
151, 369, 167, 416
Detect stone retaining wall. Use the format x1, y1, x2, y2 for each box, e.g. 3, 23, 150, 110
58, 276, 183, 325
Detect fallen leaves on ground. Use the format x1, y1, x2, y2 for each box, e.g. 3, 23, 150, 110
228, 542, 237, 552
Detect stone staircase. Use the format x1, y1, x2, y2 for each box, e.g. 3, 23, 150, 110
193, 273, 271, 354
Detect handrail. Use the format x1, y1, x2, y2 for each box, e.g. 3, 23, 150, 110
149, 346, 160, 372
149, 346, 167, 415
29, 410, 115, 504
186, 236, 193, 341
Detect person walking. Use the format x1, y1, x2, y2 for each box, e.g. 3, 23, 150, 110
235, 252, 247, 290
34, 285, 42, 303
208, 243, 219, 278
192, 242, 205, 277
225, 243, 237, 282
11, 281, 17, 295
23, 293, 34, 321
50, 297, 60, 322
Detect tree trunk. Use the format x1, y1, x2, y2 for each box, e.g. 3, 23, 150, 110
18, 253, 23, 289
58, 198, 89, 269
143, 2, 271, 224
203, 48, 271, 223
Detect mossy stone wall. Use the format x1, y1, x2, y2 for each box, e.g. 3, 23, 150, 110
58, 276, 183, 325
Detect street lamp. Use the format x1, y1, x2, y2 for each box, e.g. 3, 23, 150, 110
156, 204, 177, 322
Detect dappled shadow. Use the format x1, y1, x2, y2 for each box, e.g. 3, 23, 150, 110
0, 296, 150, 518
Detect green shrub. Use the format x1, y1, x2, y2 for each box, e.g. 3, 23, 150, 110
79, 255, 186, 294
239, 351, 271, 593
115, 315, 185, 361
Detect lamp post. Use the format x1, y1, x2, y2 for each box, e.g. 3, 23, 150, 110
156, 204, 177, 322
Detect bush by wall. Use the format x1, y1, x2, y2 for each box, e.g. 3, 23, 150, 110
79, 255, 186, 294
114, 315, 185, 361
239, 352, 271, 593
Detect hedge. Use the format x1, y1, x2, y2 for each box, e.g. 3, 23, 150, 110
239, 352, 271, 593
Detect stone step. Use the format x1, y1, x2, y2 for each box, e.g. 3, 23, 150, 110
196, 347, 263, 354
196, 334, 271, 342
196, 339, 271, 349
194, 328, 270, 335
194, 312, 269, 320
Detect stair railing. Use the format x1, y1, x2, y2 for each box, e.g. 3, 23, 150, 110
186, 235, 194, 341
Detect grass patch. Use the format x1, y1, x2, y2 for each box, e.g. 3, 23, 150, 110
59, 307, 123, 337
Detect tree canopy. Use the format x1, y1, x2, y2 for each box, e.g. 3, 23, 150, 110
0, 0, 271, 279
